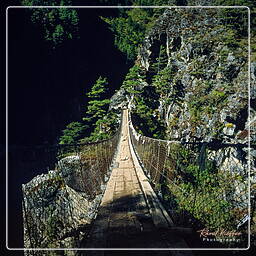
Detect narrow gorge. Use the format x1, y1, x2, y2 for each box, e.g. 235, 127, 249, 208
8, 1, 255, 255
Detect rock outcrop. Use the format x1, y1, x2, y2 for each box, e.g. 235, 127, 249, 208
22, 155, 108, 253
110, 7, 255, 240
139, 8, 251, 142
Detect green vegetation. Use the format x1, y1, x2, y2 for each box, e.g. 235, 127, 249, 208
214, 0, 256, 36
132, 86, 166, 138
100, 0, 256, 60
101, 10, 150, 60
83, 110, 119, 142
152, 67, 182, 101
83, 77, 110, 126
152, 144, 245, 231
21, 0, 79, 47
59, 76, 119, 144
101, 0, 170, 60
59, 122, 87, 145
122, 64, 146, 93
185, 80, 232, 137
82, 76, 119, 142
121, 64, 166, 138
150, 45, 169, 75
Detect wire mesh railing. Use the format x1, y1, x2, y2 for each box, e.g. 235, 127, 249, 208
128, 112, 251, 246
22, 115, 122, 250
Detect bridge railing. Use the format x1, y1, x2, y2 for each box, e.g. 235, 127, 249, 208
128, 112, 251, 246
21, 113, 122, 250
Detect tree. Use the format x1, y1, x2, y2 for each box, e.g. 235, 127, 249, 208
132, 85, 166, 139
152, 65, 179, 98
122, 64, 166, 138
83, 76, 111, 136
21, 0, 79, 48
100, 0, 170, 60
87, 111, 119, 142
151, 45, 168, 74
59, 121, 87, 144
214, 0, 256, 37
101, 14, 147, 60
81, 75, 120, 142
58, 76, 116, 144
122, 64, 146, 94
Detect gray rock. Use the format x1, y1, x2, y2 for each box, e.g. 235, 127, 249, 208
22, 154, 111, 249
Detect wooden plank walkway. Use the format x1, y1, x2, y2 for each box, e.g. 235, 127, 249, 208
83, 110, 193, 254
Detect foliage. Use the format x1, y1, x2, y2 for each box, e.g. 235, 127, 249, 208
214, 0, 256, 37
100, 0, 204, 60
152, 66, 182, 99
83, 110, 119, 142
161, 144, 239, 230
220, 28, 240, 49
122, 63, 167, 138
58, 76, 119, 144
21, 0, 79, 47
81, 76, 121, 142
101, 11, 150, 60
122, 64, 146, 93
225, 122, 235, 128
150, 45, 168, 75
184, 79, 233, 137
100, 0, 171, 60
133, 86, 166, 138
59, 121, 87, 144
83, 76, 110, 126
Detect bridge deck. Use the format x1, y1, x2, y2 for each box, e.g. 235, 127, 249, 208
83, 110, 192, 254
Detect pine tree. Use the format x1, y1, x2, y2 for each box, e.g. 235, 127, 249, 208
150, 45, 169, 75
122, 64, 146, 94
59, 121, 87, 145
100, 1, 165, 60
122, 64, 166, 139
132, 85, 166, 139
88, 111, 119, 141
21, 0, 79, 48
83, 76, 110, 126
152, 67, 173, 96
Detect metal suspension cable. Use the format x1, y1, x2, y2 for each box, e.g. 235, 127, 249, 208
128, 110, 250, 244
22, 113, 123, 249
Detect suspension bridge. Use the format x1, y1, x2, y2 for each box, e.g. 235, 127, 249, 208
83, 109, 192, 251
21, 109, 250, 252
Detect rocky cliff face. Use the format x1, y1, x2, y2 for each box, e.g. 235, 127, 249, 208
138, 8, 252, 142
137, 6, 255, 190
110, 7, 255, 238
22, 155, 108, 253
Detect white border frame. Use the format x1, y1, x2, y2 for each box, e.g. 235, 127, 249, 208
6, 5, 251, 252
